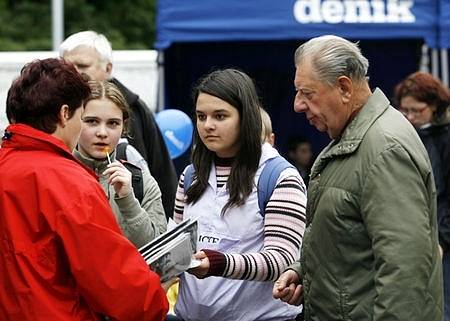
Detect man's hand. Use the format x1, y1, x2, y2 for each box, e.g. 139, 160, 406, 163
272, 269, 303, 306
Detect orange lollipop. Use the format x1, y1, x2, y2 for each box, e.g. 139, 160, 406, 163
104, 146, 112, 164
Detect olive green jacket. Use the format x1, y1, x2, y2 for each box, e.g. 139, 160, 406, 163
290, 89, 443, 321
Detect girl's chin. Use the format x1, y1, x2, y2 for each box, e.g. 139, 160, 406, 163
89, 151, 109, 161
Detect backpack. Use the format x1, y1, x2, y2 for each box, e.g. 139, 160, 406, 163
116, 141, 144, 204
183, 156, 296, 217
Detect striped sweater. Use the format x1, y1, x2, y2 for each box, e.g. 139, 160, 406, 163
174, 161, 307, 281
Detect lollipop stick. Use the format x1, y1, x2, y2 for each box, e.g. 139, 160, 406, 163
104, 147, 112, 164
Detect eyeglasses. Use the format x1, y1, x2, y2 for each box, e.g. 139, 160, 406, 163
398, 104, 429, 117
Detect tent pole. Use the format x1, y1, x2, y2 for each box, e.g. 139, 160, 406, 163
419, 44, 430, 73
431, 48, 439, 79
156, 50, 165, 112
52, 0, 64, 51
441, 49, 449, 87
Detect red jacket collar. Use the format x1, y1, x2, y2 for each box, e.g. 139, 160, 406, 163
2, 123, 98, 179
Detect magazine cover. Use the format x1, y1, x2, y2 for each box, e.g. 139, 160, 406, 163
139, 218, 199, 281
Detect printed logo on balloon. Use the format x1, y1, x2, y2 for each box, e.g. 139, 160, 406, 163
155, 109, 194, 159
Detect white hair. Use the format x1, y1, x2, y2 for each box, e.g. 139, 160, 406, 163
59, 30, 113, 63
295, 35, 369, 86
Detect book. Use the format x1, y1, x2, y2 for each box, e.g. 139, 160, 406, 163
139, 218, 199, 282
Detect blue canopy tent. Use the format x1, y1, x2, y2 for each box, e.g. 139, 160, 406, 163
440, 0, 450, 49
156, 0, 438, 48
155, 0, 440, 170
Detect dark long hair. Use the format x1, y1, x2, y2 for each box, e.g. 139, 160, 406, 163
186, 69, 263, 214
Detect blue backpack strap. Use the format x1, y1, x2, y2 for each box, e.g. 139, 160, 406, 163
257, 156, 294, 217
183, 164, 195, 194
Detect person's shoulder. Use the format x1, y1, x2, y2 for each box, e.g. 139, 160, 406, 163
28, 153, 106, 207
124, 142, 148, 168
366, 106, 417, 148
110, 78, 140, 107
364, 110, 432, 170
30, 153, 99, 190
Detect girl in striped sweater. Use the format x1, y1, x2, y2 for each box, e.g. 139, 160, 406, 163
174, 69, 306, 321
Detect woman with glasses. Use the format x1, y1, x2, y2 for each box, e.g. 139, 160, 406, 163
395, 71, 450, 321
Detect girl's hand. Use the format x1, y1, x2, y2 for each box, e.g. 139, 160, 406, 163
187, 251, 210, 279
102, 161, 132, 198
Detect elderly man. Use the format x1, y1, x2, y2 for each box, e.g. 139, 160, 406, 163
273, 35, 443, 321
60, 30, 177, 219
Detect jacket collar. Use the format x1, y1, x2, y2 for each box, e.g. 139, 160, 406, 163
311, 88, 390, 176
73, 148, 113, 175
2, 123, 98, 179
3, 123, 73, 155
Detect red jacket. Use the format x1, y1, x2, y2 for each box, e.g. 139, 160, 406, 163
0, 124, 168, 321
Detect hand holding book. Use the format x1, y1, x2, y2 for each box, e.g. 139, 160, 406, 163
186, 250, 210, 279
139, 218, 199, 282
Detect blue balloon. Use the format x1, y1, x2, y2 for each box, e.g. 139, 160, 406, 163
155, 109, 193, 159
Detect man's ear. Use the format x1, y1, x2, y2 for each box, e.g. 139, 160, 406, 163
58, 104, 70, 127
106, 62, 113, 76
337, 76, 352, 104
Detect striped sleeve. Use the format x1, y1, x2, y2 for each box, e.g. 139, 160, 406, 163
206, 172, 307, 281
174, 165, 226, 223
173, 171, 187, 224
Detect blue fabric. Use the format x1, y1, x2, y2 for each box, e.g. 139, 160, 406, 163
439, 0, 450, 48
182, 164, 195, 195
257, 156, 296, 217
156, 0, 439, 49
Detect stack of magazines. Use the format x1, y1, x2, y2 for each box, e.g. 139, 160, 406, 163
139, 218, 200, 282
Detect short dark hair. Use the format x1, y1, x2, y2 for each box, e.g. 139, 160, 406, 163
6, 58, 90, 133
287, 135, 311, 152
394, 71, 450, 119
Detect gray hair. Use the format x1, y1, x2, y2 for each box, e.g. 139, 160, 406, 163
59, 30, 113, 64
294, 35, 369, 86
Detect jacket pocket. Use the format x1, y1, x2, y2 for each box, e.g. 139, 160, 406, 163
339, 290, 351, 321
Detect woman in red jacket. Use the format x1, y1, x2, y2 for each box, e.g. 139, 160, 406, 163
0, 58, 168, 321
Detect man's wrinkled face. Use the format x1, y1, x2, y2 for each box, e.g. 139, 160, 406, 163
293, 59, 349, 139
63, 45, 111, 81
